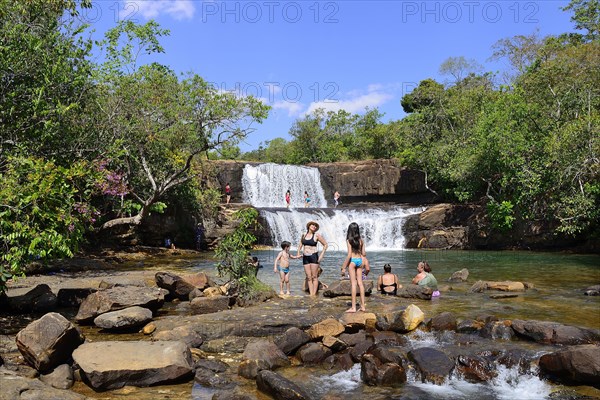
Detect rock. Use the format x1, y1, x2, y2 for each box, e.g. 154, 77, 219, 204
72, 340, 193, 390
349, 339, 375, 362
323, 351, 354, 371
369, 331, 408, 347
338, 332, 367, 346
153, 325, 204, 348
369, 346, 405, 365
16, 312, 85, 373
339, 312, 377, 330
296, 343, 332, 364
322, 336, 347, 353
188, 287, 204, 301
408, 347, 454, 384
256, 370, 312, 400
539, 345, 600, 387
489, 294, 519, 299
203, 336, 251, 354
469, 281, 488, 293
486, 281, 526, 291
275, 327, 311, 355
190, 296, 230, 315
456, 355, 496, 382
306, 318, 345, 340
5, 284, 57, 313
396, 285, 433, 300
93, 306, 153, 330
212, 390, 254, 400
429, 312, 457, 331
195, 359, 230, 373
480, 321, 514, 340
448, 268, 469, 282
142, 322, 156, 335
322, 280, 374, 298
195, 363, 233, 389
239, 339, 289, 378
511, 320, 600, 345
361, 353, 406, 386
74, 286, 167, 323
204, 286, 224, 297
39, 363, 74, 389
57, 287, 97, 307
584, 285, 600, 296
0, 369, 86, 400
155, 271, 195, 300
376, 304, 424, 333
456, 319, 484, 333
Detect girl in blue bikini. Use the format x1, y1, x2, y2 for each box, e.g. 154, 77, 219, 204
341, 222, 368, 312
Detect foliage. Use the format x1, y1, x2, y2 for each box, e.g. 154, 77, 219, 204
0, 157, 99, 294
487, 200, 516, 232
214, 208, 261, 295
562, 0, 600, 41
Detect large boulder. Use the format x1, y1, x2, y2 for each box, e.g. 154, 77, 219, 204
72, 340, 193, 390
408, 347, 455, 384
256, 370, 312, 400
0, 369, 86, 400
238, 339, 290, 379
93, 306, 153, 330
296, 343, 332, 364
190, 296, 230, 315
511, 320, 600, 345
429, 312, 457, 331
155, 271, 213, 300
539, 345, 600, 387
376, 304, 424, 333
16, 312, 85, 373
275, 327, 311, 355
448, 268, 469, 282
396, 285, 433, 300
470, 281, 526, 293
74, 286, 168, 323
306, 318, 345, 340
322, 280, 373, 298
4, 284, 57, 313
361, 353, 406, 386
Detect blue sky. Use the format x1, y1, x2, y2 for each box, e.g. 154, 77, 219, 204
81, 0, 574, 151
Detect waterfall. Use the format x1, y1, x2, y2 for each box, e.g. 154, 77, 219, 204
242, 163, 327, 208
242, 163, 423, 251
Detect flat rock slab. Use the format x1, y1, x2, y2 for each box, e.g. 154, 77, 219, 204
72, 340, 193, 390
75, 286, 168, 323
0, 369, 86, 400
93, 306, 153, 330
323, 280, 374, 298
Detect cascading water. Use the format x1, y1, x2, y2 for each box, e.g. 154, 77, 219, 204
242, 163, 424, 250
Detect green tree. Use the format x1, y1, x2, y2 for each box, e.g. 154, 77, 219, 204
562, 0, 600, 41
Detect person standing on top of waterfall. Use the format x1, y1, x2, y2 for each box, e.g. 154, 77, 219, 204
285, 189, 291, 208
304, 191, 311, 207
297, 221, 328, 296
334, 191, 340, 208
225, 182, 231, 204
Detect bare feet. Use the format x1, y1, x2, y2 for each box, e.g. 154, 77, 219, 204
359, 306, 366, 312
286, 291, 291, 295
279, 291, 284, 295
345, 308, 357, 313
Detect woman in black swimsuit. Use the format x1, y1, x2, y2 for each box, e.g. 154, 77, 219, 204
377, 263, 401, 295
297, 221, 328, 296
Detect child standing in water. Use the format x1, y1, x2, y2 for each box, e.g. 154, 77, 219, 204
341, 222, 367, 312
274, 241, 301, 295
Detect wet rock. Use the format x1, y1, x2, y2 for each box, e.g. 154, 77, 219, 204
256, 370, 312, 400
322, 280, 373, 297
339, 312, 377, 330
539, 345, 600, 387
189, 296, 230, 315
297, 343, 332, 364
480, 321, 514, 340
57, 287, 97, 307
470, 281, 526, 293
495, 348, 533, 372
275, 327, 311, 355
5, 284, 57, 313
429, 312, 457, 331
469, 281, 487, 293
324, 351, 354, 371
456, 319, 484, 333
322, 335, 347, 353
39, 363, 74, 389
16, 312, 85, 373
376, 304, 424, 333
349, 338, 375, 362
489, 293, 519, 299
408, 347, 454, 384
72, 340, 193, 390
0, 368, 86, 400
448, 268, 469, 282
369, 345, 405, 365
338, 331, 367, 346
93, 306, 153, 330
194, 365, 233, 389
153, 325, 204, 348
361, 353, 406, 386
306, 318, 345, 340
584, 285, 600, 296
396, 285, 433, 300
74, 286, 167, 323
456, 355, 496, 382
195, 359, 230, 373
511, 320, 600, 345
239, 339, 289, 379
369, 331, 408, 347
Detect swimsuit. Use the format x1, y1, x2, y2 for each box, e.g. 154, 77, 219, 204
350, 257, 362, 267
277, 266, 290, 274
302, 234, 319, 264
380, 282, 397, 296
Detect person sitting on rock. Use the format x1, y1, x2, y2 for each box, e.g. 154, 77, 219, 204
377, 263, 401, 295
413, 261, 440, 297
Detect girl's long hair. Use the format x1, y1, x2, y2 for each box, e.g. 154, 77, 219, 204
346, 222, 361, 252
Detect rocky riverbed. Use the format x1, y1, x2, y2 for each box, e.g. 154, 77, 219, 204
1, 248, 599, 399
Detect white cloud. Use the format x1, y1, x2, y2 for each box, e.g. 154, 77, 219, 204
271, 100, 304, 117
305, 86, 393, 115
122, 0, 195, 21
